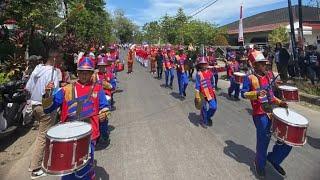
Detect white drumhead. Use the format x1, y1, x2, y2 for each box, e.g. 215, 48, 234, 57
234, 72, 246, 76
47, 121, 91, 139
273, 108, 308, 126
278, 85, 298, 91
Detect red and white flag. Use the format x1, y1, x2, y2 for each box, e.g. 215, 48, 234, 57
238, 4, 244, 43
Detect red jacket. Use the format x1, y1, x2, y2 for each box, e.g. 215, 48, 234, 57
242, 74, 281, 116
43, 82, 109, 140
227, 61, 240, 77
96, 72, 112, 96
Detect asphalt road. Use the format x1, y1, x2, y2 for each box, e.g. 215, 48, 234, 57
4, 49, 320, 180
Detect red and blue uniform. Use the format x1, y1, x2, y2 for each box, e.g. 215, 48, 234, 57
241, 73, 292, 172
227, 60, 241, 98
163, 53, 175, 87
195, 69, 217, 125
43, 57, 109, 180
176, 54, 189, 96
207, 55, 218, 89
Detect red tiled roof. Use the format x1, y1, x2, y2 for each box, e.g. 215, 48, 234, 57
303, 22, 320, 30
228, 22, 288, 34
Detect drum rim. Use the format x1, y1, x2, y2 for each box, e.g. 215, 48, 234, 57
272, 134, 307, 147
234, 72, 246, 76
46, 122, 92, 142
272, 108, 309, 128
278, 86, 298, 91
42, 156, 90, 176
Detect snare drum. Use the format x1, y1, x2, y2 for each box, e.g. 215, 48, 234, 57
271, 108, 308, 147
278, 85, 299, 102
42, 121, 92, 175
233, 72, 246, 84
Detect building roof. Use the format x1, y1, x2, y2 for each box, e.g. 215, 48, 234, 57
224, 5, 320, 34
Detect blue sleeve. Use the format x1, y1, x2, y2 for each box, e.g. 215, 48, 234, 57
241, 76, 250, 98
98, 89, 109, 109
43, 88, 64, 114
195, 73, 201, 91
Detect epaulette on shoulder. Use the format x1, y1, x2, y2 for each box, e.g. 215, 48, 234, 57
63, 83, 74, 101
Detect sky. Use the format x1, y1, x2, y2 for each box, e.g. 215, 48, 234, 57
105, 0, 313, 26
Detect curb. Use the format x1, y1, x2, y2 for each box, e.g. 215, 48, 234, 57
299, 92, 320, 106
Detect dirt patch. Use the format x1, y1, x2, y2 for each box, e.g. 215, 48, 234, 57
0, 127, 37, 177
299, 101, 320, 111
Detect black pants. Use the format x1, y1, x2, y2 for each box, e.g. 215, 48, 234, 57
307, 64, 320, 85
157, 66, 163, 79
276, 63, 288, 82
188, 67, 194, 78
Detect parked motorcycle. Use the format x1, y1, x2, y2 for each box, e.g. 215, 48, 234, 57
0, 79, 29, 138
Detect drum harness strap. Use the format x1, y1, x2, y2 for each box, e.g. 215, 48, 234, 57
71, 82, 96, 122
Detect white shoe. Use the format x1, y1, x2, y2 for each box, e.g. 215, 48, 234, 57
31, 169, 47, 179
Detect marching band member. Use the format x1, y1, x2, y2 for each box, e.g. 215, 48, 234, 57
176, 46, 189, 98
194, 57, 217, 126
163, 48, 175, 89
127, 48, 134, 74
95, 56, 113, 143
241, 53, 291, 178
227, 53, 241, 100
43, 57, 110, 180
207, 48, 219, 89
150, 47, 157, 74
105, 56, 117, 109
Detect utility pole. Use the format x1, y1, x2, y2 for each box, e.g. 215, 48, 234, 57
298, 0, 304, 49
288, 0, 297, 61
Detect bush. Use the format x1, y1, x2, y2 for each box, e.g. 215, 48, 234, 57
0, 73, 10, 85
295, 81, 320, 96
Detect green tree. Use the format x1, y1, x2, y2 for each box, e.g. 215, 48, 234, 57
112, 9, 136, 43
268, 26, 289, 47
142, 21, 161, 44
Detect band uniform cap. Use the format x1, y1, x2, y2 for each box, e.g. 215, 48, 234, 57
77, 57, 95, 71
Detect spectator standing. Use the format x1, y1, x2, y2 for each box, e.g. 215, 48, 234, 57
305, 45, 320, 85
155, 49, 164, 79
26, 49, 60, 179
274, 42, 290, 83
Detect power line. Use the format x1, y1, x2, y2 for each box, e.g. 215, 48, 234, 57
188, 0, 215, 16
190, 0, 219, 17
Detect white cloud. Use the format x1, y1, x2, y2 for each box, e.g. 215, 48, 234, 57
131, 0, 286, 26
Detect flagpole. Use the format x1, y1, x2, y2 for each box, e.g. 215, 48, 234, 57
238, 3, 244, 46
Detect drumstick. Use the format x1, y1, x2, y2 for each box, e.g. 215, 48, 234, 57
286, 107, 289, 116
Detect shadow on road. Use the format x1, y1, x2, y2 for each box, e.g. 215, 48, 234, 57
160, 84, 167, 88
224, 140, 284, 180
188, 112, 200, 127
218, 92, 233, 101
245, 108, 253, 115
94, 160, 110, 180
170, 92, 184, 101
307, 136, 320, 149
114, 89, 123, 93
0, 127, 32, 152
108, 125, 115, 132
188, 112, 207, 128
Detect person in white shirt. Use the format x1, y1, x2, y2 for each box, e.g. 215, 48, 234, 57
26, 49, 60, 179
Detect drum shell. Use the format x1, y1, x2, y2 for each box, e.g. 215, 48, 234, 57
271, 116, 307, 147
42, 131, 91, 175
280, 89, 299, 102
